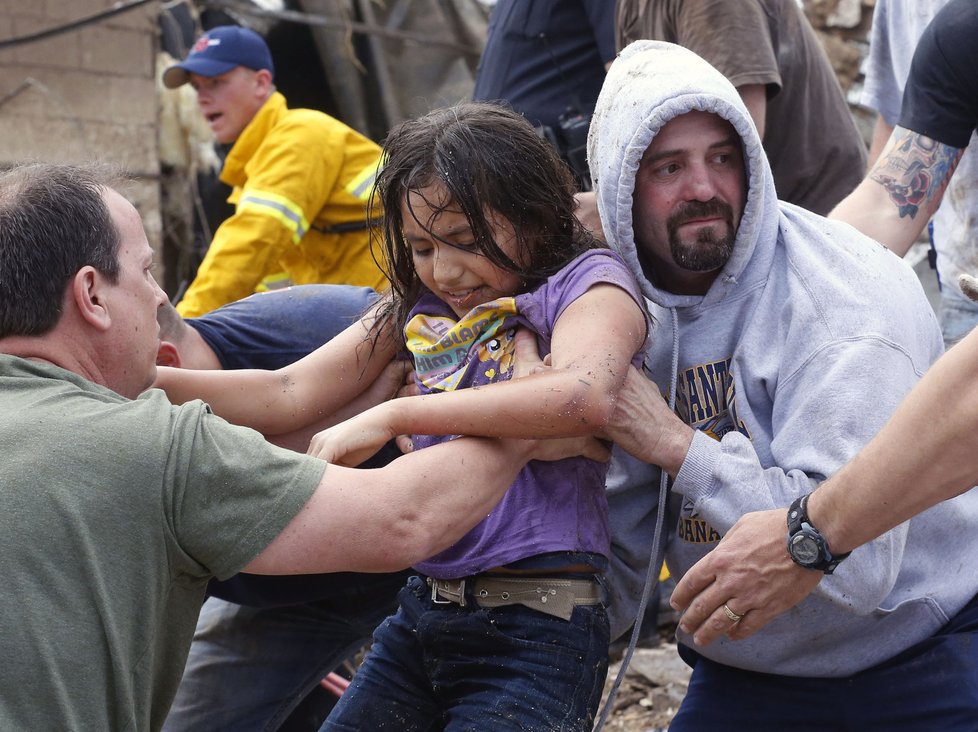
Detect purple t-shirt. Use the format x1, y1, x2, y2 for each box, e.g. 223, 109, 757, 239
407, 248, 648, 579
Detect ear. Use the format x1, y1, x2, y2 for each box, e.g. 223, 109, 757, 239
71, 266, 112, 332
156, 341, 182, 368
255, 69, 273, 97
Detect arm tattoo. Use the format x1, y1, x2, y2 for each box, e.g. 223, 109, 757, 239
869, 127, 965, 220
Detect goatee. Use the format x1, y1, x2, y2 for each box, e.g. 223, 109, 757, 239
666, 200, 736, 272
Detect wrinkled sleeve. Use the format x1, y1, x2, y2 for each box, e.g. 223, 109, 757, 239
898, 1, 978, 149
581, 0, 617, 64
674, 337, 930, 614
161, 400, 326, 579
674, 0, 781, 93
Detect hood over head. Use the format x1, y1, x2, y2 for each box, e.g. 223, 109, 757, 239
588, 41, 780, 308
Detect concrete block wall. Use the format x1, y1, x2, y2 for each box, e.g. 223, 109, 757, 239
0, 0, 162, 266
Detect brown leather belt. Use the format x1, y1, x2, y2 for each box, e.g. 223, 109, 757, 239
425, 575, 604, 621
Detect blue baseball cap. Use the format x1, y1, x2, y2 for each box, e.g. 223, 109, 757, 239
163, 26, 274, 89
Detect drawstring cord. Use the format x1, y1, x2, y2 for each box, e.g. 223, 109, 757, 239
595, 307, 680, 730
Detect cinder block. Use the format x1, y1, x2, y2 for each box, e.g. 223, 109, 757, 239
43, 0, 118, 20
0, 114, 92, 164
0, 0, 43, 17
0, 73, 59, 119
101, 74, 158, 123
104, 2, 159, 33
0, 15, 14, 45
0, 115, 159, 176
85, 120, 160, 176
0, 67, 155, 127
78, 24, 154, 77
8, 15, 82, 69
39, 0, 158, 32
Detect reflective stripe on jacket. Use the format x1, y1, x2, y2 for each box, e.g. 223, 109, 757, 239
177, 92, 385, 317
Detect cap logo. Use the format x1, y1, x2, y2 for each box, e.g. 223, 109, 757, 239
191, 36, 221, 54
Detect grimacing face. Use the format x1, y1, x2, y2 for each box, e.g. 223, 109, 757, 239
632, 111, 746, 295
401, 181, 524, 318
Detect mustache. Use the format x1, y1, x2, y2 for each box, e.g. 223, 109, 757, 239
667, 199, 733, 229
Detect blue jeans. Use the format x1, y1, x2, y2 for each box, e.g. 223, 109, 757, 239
320, 575, 610, 732
939, 285, 978, 349
163, 573, 405, 732
670, 591, 978, 731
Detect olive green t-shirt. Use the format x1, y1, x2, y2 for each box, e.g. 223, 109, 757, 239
0, 356, 325, 731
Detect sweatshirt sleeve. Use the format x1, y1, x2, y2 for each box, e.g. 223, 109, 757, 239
672, 336, 929, 614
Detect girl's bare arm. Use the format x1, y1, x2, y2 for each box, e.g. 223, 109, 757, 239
154, 306, 398, 434
309, 284, 647, 464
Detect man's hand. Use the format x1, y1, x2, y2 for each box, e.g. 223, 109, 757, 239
670, 508, 822, 645
600, 365, 694, 476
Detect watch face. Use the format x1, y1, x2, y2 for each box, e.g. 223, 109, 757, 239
789, 534, 821, 565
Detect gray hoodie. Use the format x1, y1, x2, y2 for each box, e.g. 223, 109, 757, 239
592, 41, 978, 676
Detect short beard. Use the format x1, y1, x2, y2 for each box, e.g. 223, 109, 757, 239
666, 200, 736, 272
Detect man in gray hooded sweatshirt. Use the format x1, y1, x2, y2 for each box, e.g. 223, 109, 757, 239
592, 41, 978, 728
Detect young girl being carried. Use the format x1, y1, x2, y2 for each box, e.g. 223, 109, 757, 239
157, 102, 649, 730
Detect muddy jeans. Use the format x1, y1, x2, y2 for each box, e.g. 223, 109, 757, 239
320, 575, 610, 732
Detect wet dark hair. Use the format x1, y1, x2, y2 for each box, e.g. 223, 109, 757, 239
371, 101, 599, 336
0, 163, 121, 338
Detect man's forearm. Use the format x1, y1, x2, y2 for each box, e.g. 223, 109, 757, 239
830, 126, 962, 257
809, 328, 978, 553
380, 436, 537, 565
247, 436, 537, 575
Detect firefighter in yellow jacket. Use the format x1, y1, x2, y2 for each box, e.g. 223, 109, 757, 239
164, 25, 386, 318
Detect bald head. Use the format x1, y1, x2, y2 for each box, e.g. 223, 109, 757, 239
156, 300, 222, 370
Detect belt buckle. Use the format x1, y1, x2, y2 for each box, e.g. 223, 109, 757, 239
430, 578, 465, 606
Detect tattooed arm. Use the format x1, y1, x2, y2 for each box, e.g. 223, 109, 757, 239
830, 126, 965, 257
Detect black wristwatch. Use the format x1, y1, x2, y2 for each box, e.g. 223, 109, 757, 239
786, 494, 850, 574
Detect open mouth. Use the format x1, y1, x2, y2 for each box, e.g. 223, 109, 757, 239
205, 112, 223, 125
445, 286, 484, 310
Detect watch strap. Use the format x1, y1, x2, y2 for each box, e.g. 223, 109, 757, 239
787, 493, 851, 574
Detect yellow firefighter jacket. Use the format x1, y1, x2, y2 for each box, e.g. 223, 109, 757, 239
176, 92, 386, 317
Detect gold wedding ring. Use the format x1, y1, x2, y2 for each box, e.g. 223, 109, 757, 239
722, 603, 743, 623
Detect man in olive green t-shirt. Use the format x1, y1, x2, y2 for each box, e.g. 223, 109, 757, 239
0, 163, 557, 731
